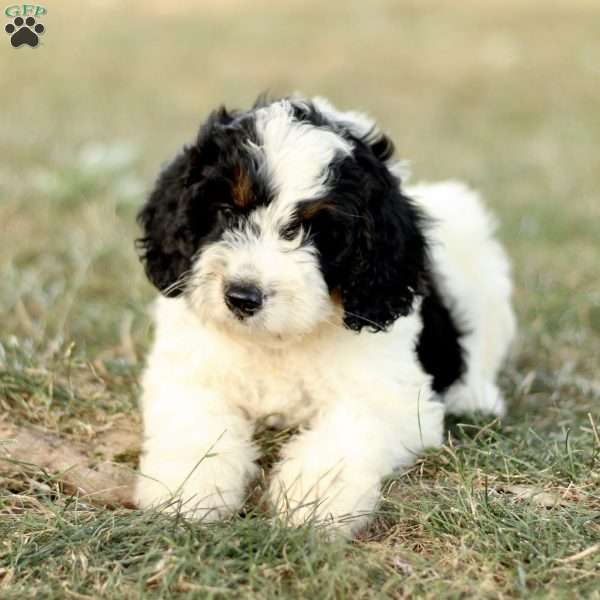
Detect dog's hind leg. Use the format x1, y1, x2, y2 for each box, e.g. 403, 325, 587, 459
409, 181, 516, 417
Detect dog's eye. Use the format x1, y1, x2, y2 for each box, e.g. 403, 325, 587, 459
280, 221, 300, 241
216, 204, 234, 218
221, 206, 234, 216
214, 205, 236, 227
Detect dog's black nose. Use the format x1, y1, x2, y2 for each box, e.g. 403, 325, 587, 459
224, 283, 264, 317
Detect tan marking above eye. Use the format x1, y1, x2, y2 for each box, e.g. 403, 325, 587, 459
232, 167, 254, 208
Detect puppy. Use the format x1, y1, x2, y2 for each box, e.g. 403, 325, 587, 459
134, 96, 515, 536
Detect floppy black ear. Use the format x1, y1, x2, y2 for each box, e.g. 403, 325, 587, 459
136, 108, 238, 296
136, 149, 200, 296
338, 154, 429, 332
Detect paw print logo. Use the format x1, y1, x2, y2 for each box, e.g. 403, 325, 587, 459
5, 16, 45, 48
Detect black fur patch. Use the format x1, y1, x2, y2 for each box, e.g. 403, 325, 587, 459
296, 125, 427, 332
136, 107, 272, 295
416, 283, 466, 393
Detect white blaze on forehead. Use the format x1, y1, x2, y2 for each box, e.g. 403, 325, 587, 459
254, 100, 352, 224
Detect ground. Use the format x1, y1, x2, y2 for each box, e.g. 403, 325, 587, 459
1, 0, 599, 598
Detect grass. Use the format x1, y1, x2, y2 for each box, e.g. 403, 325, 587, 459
1, 0, 599, 597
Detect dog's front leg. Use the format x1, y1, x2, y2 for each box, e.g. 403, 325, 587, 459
269, 391, 444, 537
136, 386, 259, 521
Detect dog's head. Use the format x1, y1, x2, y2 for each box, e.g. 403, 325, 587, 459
137, 96, 427, 342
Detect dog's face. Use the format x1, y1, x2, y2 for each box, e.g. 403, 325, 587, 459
137, 97, 427, 342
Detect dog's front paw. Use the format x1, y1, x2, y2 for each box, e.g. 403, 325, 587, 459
136, 454, 257, 521
136, 477, 239, 522
269, 459, 380, 537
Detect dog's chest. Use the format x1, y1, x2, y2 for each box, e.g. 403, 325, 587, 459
224, 353, 326, 427
248, 377, 316, 427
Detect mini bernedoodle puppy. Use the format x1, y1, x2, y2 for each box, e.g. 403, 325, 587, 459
135, 95, 516, 536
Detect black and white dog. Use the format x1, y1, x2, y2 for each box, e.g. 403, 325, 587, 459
135, 96, 515, 536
